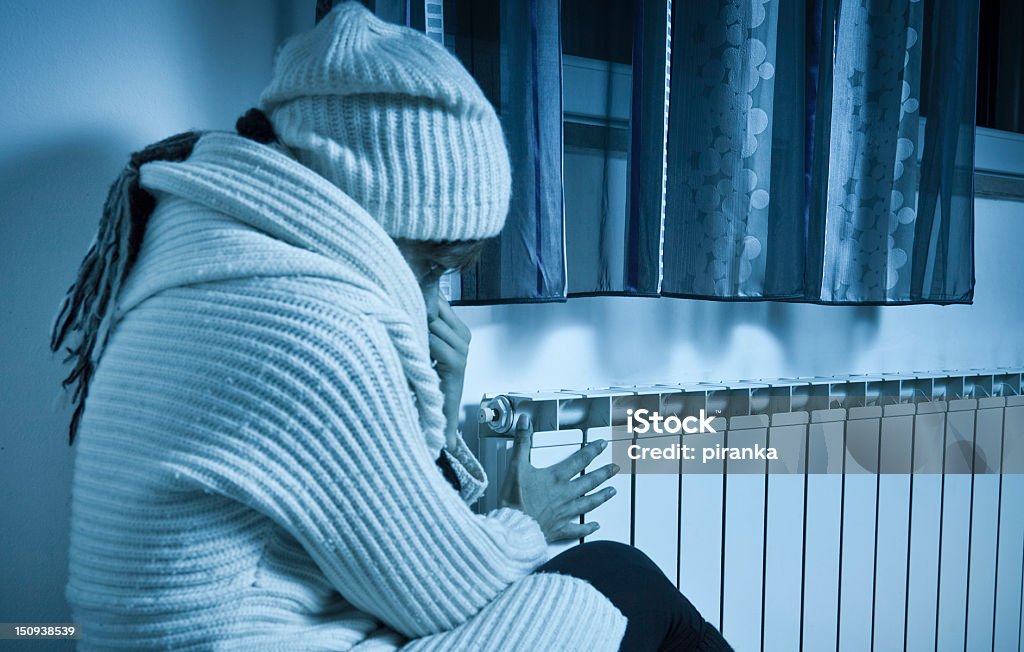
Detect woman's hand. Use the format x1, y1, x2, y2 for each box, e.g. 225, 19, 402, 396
499, 414, 620, 543
428, 296, 470, 450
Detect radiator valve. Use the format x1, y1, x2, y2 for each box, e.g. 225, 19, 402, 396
478, 395, 516, 434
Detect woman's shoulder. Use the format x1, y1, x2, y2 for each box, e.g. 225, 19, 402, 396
83, 275, 411, 485
113, 274, 413, 418
123, 274, 395, 351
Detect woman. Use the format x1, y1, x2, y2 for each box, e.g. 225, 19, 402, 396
52, 3, 729, 650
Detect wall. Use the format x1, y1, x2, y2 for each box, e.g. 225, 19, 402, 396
1, 0, 1022, 638
460, 195, 1024, 404
0, 0, 310, 626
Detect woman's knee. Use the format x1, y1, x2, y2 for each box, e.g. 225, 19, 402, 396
570, 540, 636, 559
538, 542, 717, 650
542, 541, 660, 576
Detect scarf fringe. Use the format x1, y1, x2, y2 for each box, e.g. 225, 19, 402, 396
50, 116, 449, 452
50, 131, 201, 444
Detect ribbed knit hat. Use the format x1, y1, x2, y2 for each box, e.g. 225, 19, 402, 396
260, 1, 511, 241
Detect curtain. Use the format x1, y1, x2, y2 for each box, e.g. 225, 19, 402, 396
396, 0, 978, 305
661, 0, 976, 304
446, 0, 670, 302
663, 0, 810, 299
448, 0, 568, 303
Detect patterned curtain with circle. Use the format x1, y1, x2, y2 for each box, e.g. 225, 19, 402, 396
374, 0, 979, 305
661, 0, 978, 304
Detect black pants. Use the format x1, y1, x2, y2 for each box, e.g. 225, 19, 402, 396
536, 541, 732, 652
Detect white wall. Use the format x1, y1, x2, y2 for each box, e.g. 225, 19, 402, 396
460, 196, 1024, 403
1, 0, 1022, 638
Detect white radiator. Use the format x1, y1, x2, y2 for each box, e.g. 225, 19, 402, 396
477, 369, 1024, 652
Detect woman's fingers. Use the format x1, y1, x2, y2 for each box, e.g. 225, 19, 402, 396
511, 413, 533, 468
551, 439, 607, 481
428, 316, 469, 354
549, 521, 600, 543
428, 333, 465, 371
502, 415, 533, 510
570, 462, 619, 495
436, 297, 471, 342
560, 486, 617, 519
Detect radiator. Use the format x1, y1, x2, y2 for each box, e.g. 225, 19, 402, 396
476, 369, 1024, 652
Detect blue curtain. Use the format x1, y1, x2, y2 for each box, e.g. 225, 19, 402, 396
663, 0, 977, 304
449, 0, 568, 303
443, 0, 979, 305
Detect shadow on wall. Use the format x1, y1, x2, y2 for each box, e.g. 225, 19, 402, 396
0, 133, 132, 625
490, 295, 882, 384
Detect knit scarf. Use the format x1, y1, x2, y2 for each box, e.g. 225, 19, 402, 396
62, 131, 448, 455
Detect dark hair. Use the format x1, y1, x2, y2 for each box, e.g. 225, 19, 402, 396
392, 238, 489, 272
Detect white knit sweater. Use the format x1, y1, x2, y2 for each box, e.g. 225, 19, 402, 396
65, 133, 626, 650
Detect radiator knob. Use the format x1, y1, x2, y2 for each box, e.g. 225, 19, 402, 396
478, 395, 515, 434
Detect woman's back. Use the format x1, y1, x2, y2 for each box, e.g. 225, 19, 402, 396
67, 274, 384, 650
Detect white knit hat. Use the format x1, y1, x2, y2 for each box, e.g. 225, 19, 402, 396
260, 1, 512, 241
